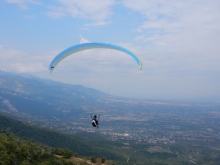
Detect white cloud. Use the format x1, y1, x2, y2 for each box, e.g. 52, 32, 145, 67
6, 0, 39, 9
3, 0, 220, 100
123, 0, 220, 74
119, 0, 220, 99
0, 45, 48, 73
79, 35, 90, 43
122, 0, 188, 21
47, 0, 115, 22
46, 6, 66, 19
85, 20, 112, 27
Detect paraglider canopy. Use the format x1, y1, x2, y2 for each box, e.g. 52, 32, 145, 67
48, 42, 142, 72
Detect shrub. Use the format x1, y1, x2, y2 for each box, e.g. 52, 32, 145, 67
91, 157, 96, 163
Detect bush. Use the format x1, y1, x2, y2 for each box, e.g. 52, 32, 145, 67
62, 149, 73, 158
101, 157, 105, 163
91, 157, 96, 163
53, 148, 73, 158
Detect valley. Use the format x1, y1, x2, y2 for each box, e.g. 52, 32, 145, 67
1, 71, 220, 164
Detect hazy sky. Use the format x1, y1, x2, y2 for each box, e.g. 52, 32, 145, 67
1, 0, 220, 101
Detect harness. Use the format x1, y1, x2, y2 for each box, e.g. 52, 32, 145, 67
92, 119, 97, 127
90, 114, 100, 127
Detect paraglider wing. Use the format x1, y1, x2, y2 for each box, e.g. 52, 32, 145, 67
48, 42, 142, 72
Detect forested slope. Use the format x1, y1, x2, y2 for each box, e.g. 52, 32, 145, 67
0, 113, 126, 163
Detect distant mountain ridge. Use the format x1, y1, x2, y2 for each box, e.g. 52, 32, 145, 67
0, 70, 111, 118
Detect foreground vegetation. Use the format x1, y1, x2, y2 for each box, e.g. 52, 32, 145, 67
0, 132, 116, 165
2, 110, 220, 165
0, 113, 120, 164
0, 113, 173, 165
0, 132, 74, 165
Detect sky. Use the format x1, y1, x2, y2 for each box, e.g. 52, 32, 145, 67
0, 0, 220, 101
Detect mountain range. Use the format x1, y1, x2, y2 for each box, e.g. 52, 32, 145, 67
0, 70, 115, 118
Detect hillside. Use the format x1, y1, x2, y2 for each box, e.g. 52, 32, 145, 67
0, 131, 116, 165
0, 113, 129, 164
0, 132, 75, 165
0, 70, 145, 126
0, 70, 114, 118
1, 112, 184, 165
3, 71, 218, 165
